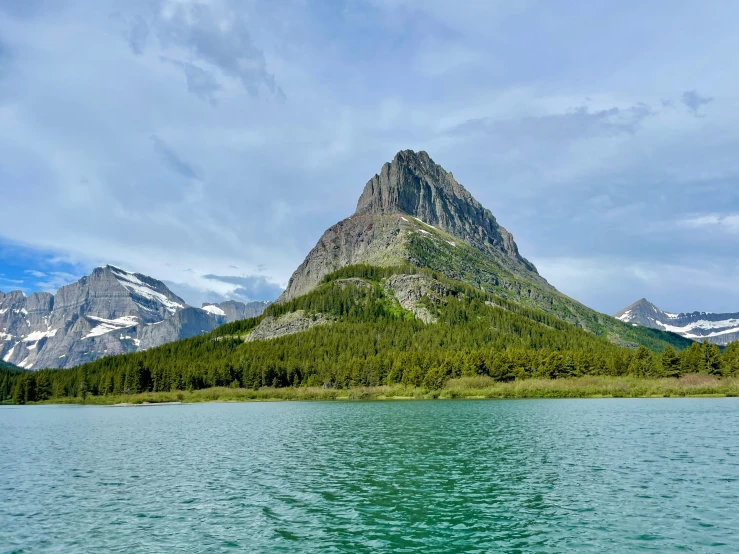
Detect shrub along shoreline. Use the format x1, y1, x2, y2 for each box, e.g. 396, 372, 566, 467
30, 375, 739, 405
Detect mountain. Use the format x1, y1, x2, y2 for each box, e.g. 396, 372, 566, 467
615, 299, 739, 345
280, 149, 690, 351
0, 266, 269, 369
6, 150, 704, 401
202, 300, 270, 321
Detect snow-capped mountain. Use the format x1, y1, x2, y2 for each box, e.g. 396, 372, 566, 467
614, 298, 739, 345
0, 266, 270, 369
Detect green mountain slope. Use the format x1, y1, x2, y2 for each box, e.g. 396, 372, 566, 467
7, 266, 698, 400
278, 150, 692, 351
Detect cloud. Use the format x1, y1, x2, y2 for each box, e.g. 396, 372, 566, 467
679, 214, 739, 233
536, 256, 739, 315
681, 90, 713, 116
124, 0, 284, 100
160, 56, 221, 105
2, 0, 739, 318
24, 269, 46, 278
163, 280, 230, 308
128, 15, 149, 55
448, 103, 655, 141
203, 274, 283, 302
150, 135, 198, 179
34, 271, 81, 293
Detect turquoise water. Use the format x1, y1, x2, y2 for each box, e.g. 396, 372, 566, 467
1, 399, 738, 553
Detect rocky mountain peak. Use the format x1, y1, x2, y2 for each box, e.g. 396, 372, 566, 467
615, 298, 739, 346
278, 150, 546, 303
354, 149, 538, 274
1, 266, 267, 369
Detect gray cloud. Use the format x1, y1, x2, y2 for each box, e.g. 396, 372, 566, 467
150, 135, 198, 180
681, 90, 713, 116
160, 56, 221, 105
203, 274, 283, 302
449, 103, 655, 141
2, 0, 739, 316
128, 15, 149, 55
124, 0, 283, 100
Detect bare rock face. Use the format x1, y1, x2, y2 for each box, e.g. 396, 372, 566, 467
245, 311, 332, 342
137, 307, 218, 351
0, 266, 270, 370
201, 300, 270, 321
278, 150, 543, 303
278, 213, 410, 302
382, 274, 452, 324
355, 150, 539, 275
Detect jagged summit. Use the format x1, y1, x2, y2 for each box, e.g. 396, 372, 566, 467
279, 150, 544, 302
355, 150, 537, 274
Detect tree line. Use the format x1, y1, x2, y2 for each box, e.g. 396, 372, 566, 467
5, 265, 736, 403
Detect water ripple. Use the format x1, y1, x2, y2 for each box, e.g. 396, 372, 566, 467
1, 399, 738, 552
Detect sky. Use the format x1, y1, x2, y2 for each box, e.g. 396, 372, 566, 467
1, 0, 739, 314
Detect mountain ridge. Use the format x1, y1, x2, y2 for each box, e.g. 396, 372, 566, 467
0, 266, 269, 369
615, 298, 739, 345
278, 149, 690, 351
279, 150, 544, 303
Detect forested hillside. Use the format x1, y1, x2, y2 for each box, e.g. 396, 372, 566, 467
7, 266, 734, 404
0, 364, 23, 402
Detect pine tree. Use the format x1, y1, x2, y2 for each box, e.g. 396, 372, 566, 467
702, 341, 723, 376
628, 346, 657, 377
681, 342, 703, 375
78, 368, 88, 401
36, 372, 52, 401
660, 346, 681, 378
723, 342, 739, 376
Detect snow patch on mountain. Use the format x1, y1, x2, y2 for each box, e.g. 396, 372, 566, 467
3, 343, 17, 362
109, 266, 184, 314
84, 315, 139, 338
615, 299, 739, 345
23, 329, 58, 342
202, 304, 226, 316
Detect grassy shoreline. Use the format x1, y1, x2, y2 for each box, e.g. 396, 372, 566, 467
31, 375, 739, 405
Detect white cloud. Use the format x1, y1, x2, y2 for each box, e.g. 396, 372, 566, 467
2, 0, 739, 313
679, 214, 739, 233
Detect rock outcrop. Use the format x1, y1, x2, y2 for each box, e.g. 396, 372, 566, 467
245, 311, 332, 342
382, 274, 453, 324
202, 300, 270, 321
0, 266, 269, 369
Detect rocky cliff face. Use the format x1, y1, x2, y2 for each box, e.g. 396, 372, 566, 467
279, 150, 544, 302
0, 266, 269, 369
355, 150, 539, 275
202, 300, 270, 321
615, 298, 739, 345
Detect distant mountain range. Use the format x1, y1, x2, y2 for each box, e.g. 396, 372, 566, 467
2, 151, 698, 380
615, 299, 739, 346
5, 150, 703, 403
0, 265, 269, 369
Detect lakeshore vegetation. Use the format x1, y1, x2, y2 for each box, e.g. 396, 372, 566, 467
4, 266, 738, 405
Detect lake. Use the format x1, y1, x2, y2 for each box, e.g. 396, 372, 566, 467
2, 399, 738, 552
